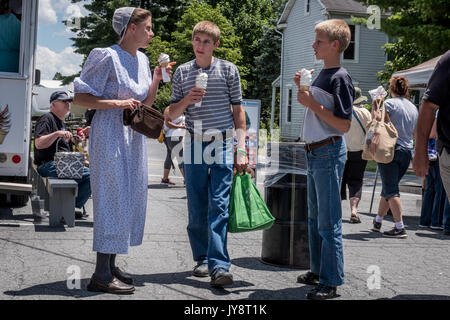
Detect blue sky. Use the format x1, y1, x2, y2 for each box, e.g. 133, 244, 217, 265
36, 0, 90, 80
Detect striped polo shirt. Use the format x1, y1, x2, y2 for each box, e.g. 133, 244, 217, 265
170, 58, 242, 132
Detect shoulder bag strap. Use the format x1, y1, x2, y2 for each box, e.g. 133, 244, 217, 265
352, 109, 366, 135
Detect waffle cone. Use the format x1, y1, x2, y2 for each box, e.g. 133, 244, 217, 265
0, 131, 7, 144
299, 85, 310, 91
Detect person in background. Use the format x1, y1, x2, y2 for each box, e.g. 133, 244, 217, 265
0, 0, 21, 73
413, 50, 450, 236
161, 107, 186, 185
33, 91, 91, 219
341, 87, 371, 223
371, 76, 418, 238
419, 116, 445, 230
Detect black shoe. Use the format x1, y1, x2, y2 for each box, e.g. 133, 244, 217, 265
306, 284, 338, 300
297, 271, 319, 285
111, 267, 133, 285
192, 263, 209, 278
444, 230, 450, 236
372, 219, 382, 232
383, 227, 408, 238
86, 276, 135, 294
75, 210, 89, 220
210, 269, 233, 288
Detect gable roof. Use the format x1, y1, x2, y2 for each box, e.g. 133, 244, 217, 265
392, 54, 443, 88
278, 0, 370, 25
320, 0, 368, 14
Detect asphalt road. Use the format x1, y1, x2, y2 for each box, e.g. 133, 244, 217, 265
0, 139, 449, 305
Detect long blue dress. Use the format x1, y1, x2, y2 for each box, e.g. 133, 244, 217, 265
74, 45, 151, 254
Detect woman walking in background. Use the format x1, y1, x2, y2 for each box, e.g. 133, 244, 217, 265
161, 107, 186, 185
371, 76, 418, 238
341, 87, 372, 223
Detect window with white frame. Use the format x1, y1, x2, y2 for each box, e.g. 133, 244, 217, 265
287, 86, 293, 123
305, 0, 311, 15
343, 24, 359, 62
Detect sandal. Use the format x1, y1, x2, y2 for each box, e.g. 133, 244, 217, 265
161, 178, 175, 185
350, 215, 361, 224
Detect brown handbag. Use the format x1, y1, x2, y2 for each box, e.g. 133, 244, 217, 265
123, 104, 164, 139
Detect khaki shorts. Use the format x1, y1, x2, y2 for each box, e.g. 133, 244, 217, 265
439, 148, 450, 201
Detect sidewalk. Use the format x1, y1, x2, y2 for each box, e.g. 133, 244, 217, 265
1, 171, 449, 301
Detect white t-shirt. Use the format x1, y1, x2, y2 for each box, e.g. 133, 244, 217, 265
344, 106, 372, 152
164, 115, 186, 137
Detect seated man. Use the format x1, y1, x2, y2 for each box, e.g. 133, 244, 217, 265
34, 91, 91, 219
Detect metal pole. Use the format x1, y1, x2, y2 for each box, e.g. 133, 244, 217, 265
369, 166, 379, 213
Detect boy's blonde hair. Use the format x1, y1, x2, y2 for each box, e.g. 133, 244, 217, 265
192, 21, 221, 43
314, 19, 351, 53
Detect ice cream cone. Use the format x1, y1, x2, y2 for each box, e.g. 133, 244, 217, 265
158, 53, 171, 82
0, 130, 8, 144
299, 85, 310, 91
299, 68, 312, 91
195, 72, 208, 107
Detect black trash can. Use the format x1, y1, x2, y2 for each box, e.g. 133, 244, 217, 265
261, 173, 309, 268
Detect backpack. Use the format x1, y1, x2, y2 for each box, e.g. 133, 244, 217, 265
362, 100, 398, 163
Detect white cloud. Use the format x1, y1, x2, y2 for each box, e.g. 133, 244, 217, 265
39, 0, 89, 25
53, 0, 73, 12
36, 45, 83, 80
38, 0, 58, 24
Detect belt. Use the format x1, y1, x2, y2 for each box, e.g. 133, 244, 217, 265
304, 136, 342, 152
187, 130, 233, 141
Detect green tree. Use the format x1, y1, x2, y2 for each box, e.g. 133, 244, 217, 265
53, 72, 64, 80
145, 1, 244, 110
204, 0, 287, 127
354, 0, 450, 84
169, 0, 244, 81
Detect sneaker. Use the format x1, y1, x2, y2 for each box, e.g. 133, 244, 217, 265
297, 271, 319, 285
210, 269, 233, 288
192, 263, 209, 278
372, 219, 382, 232
418, 224, 429, 228
430, 225, 444, 230
383, 227, 408, 238
306, 284, 338, 300
444, 230, 450, 236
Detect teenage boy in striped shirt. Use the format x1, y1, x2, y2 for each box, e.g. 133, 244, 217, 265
167, 21, 248, 288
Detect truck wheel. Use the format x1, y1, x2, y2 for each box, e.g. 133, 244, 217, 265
11, 194, 29, 207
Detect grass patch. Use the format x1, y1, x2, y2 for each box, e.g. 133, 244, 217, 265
366, 160, 377, 172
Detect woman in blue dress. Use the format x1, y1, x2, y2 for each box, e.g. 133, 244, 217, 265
74, 7, 174, 294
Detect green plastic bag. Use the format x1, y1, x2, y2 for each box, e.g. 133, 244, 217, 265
228, 172, 275, 233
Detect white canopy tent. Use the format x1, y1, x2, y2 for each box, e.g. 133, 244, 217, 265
392, 54, 443, 89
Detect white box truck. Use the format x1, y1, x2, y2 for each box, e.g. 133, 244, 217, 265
0, 0, 39, 206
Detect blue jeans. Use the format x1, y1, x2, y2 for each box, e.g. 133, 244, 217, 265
444, 197, 450, 232
183, 135, 234, 274
306, 137, 347, 287
37, 160, 91, 209
378, 146, 412, 200
420, 160, 444, 227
